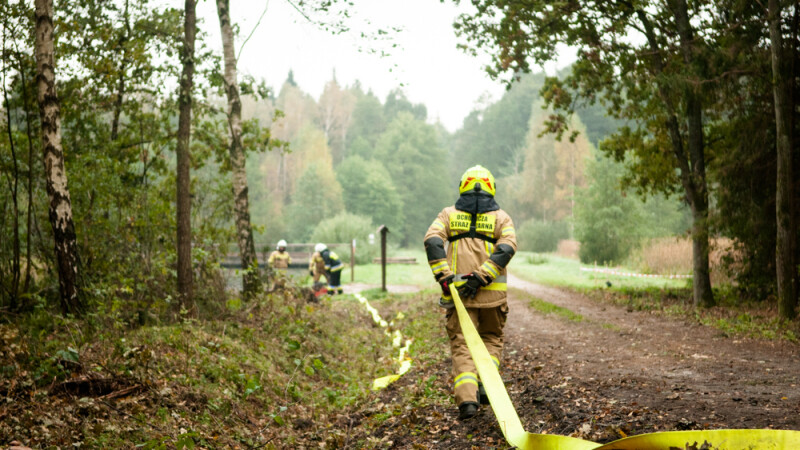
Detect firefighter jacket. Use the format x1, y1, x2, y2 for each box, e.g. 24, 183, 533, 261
321, 249, 344, 272
268, 250, 291, 269
424, 192, 516, 308
309, 252, 326, 276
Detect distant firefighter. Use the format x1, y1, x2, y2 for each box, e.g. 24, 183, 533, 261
309, 243, 344, 295
268, 240, 291, 290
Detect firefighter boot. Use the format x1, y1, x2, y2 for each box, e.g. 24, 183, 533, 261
478, 382, 490, 405
458, 402, 479, 420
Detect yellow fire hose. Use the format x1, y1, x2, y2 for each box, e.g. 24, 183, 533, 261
449, 285, 800, 449
353, 293, 414, 391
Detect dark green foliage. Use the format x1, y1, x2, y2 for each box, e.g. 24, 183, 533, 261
575, 154, 643, 265
345, 90, 386, 156
310, 212, 379, 264
374, 112, 450, 246
383, 88, 426, 123
574, 101, 627, 148
517, 220, 570, 253
287, 162, 344, 241
450, 73, 544, 178
711, 110, 779, 300
335, 156, 403, 232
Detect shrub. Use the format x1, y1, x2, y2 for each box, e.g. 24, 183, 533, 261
310, 213, 379, 264
574, 154, 643, 265
517, 219, 570, 253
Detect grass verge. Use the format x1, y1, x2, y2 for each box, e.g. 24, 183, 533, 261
582, 286, 800, 342
526, 295, 585, 323
512, 254, 800, 342
511, 252, 688, 290
341, 249, 432, 288
321, 289, 456, 448
0, 285, 433, 448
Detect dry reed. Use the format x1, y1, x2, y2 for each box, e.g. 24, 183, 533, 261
556, 239, 580, 260
629, 237, 734, 284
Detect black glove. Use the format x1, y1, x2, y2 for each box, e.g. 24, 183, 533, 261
309, 270, 314, 277
437, 274, 455, 297
457, 273, 486, 299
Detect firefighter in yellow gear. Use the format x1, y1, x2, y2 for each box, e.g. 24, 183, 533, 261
268, 240, 292, 289
423, 165, 517, 421
308, 243, 327, 284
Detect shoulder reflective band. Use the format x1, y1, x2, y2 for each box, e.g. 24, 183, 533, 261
448, 285, 800, 450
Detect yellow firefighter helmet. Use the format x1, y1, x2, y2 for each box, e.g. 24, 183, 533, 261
459, 165, 496, 197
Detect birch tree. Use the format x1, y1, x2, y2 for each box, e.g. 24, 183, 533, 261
216, 0, 260, 297
33, 0, 80, 314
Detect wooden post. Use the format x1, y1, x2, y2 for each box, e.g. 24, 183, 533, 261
378, 225, 389, 292
350, 239, 355, 282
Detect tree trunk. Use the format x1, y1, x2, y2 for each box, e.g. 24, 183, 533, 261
19, 51, 36, 295
3, 43, 21, 306
670, 0, 715, 307
216, 0, 260, 298
637, 6, 715, 307
33, 0, 81, 315
769, 0, 798, 319
176, 0, 196, 305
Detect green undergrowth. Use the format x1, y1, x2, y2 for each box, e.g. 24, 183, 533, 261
583, 286, 800, 342
524, 293, 585, 323
0, 286, 413, 448
511, 287, 610, 329
343, 290, 456, 447
513, 253, 800, 342
341, 249, 433, 288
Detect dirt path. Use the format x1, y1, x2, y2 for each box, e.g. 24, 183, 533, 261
504, 274, 800, 440
352, 276, 800, 448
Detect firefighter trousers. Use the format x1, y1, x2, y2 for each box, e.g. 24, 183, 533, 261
328, 268, 343, 294
445, 303, 509, 405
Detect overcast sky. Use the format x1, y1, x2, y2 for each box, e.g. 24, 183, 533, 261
195, 0, 572, 132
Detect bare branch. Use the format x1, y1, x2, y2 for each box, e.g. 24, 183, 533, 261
237, 0, 271, 62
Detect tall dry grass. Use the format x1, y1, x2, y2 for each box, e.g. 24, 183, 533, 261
629, 237, 734, 284
556, 239, 580, 260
